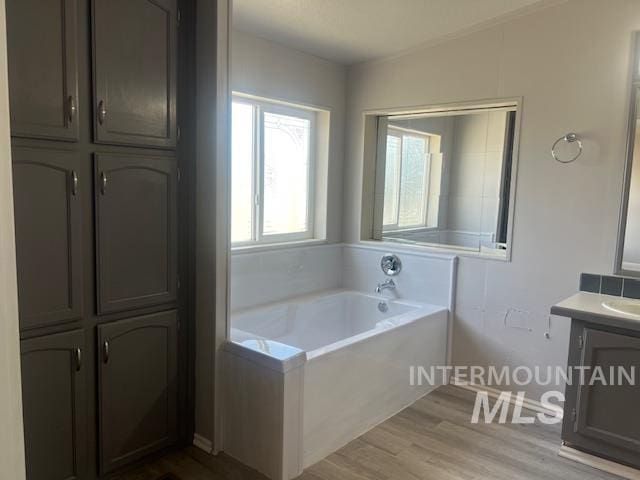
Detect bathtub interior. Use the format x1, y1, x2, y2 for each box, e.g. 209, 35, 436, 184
231, 290, 443, 354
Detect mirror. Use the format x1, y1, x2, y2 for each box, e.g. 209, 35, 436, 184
618, 87, 640, 275
370, 103, 519, 258
617, 35, 640, 276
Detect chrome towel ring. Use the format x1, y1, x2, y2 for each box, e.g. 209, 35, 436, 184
552, 132, 583, 163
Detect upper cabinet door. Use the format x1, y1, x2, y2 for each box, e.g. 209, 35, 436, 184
21, 329, 86, 480
13, 147, 83, 331
95, 153, 177, 314
93, 0, 178, 148
6, 0, 79, 141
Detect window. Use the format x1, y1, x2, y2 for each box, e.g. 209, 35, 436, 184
383, 127, 431, 230
231, 96, 316, 246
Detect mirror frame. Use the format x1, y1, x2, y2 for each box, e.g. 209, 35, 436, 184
615, 32, 640, 277
360, 97, 523, 261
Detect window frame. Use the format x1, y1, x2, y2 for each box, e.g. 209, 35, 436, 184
382, 126, 432, 231
231, 95, 317, 247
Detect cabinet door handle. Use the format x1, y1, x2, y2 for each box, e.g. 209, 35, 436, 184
75, 347, 82, 372
103, 340, 109, 363
98, 99, 107, 125
100, 172, 107, 195
71, 170, 78, 196
68, 95, 76, 123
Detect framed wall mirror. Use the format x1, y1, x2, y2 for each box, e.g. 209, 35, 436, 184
362, 100, 521, 260
616, 34, 640, 276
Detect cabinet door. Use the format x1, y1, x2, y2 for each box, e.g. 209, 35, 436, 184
6, 0, 79, 141
21, 330, 86, 480
13, 147, 83, 331
98, 311, 178, 473
95, 153, 177, 314
575, 328, 640, 453
93, 0, 177, 148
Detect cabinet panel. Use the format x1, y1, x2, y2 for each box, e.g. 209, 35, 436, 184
6, 0, 79, 141
98, 311, 178, 473
575, 328, 640, 453
93, 0, 177, 148
21, 330, 86, 480
95, 153, 177, 314
13, 147, 83, 331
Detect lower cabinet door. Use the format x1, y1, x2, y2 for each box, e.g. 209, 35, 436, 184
575, 328, 640, 453
21, 330, 86, 480
97, 310, 178, 474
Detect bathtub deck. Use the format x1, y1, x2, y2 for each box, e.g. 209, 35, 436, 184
114, 385, 620, 480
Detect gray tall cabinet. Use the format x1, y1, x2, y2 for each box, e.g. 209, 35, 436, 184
7, 0, 190, 478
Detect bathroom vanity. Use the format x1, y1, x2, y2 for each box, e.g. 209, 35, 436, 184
552, 292, 640, 472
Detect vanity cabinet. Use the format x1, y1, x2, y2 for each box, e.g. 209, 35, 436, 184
563, 320, 640, 469
12, 147, 83, 331
6, 0, 79, 141
97, 311, 178, 474
94, 153, 177, 314
92, 0, 178, 148
21, 330, 87, 480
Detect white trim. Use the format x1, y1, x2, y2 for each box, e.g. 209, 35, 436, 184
558, 445, 640, 480
193, 433, 214, 454
231, 94, 319, 246
450, 378, 564, 418
0, 0, 26, 475
231, 238, 330, 255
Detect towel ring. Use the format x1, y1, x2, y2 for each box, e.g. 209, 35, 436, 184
551, 132, 582, 164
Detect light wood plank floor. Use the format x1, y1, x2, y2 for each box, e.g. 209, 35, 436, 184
116, 385, 621, 480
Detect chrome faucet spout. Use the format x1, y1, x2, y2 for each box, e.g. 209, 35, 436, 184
376, 278, 396, 293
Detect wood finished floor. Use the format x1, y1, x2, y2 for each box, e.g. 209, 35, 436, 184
115, 385, 621, 480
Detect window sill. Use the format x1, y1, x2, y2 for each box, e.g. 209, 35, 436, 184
231, 238, 329, 255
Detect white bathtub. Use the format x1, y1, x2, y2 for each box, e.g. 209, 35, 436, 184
223, 289, 448, 480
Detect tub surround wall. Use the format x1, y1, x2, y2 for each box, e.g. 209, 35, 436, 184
231, 243, 457, 313
222, 343, 304, 480
230, 243, 342, 311
341, 244, 456, 308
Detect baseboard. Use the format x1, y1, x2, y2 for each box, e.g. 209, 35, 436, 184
559, 445, 640, 480
449, 377, 564, 418
193, 433, 213, 454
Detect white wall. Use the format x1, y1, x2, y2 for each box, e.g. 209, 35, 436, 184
0, 0, 27, 476
344, 0, 640, 399
231, 29, 347, 243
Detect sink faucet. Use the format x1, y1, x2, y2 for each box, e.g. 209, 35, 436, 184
376, 278, 396, 293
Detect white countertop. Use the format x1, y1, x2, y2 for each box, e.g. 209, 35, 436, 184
551, 292, 640, 330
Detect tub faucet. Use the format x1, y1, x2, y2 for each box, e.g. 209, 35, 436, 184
376, 279, 396, 293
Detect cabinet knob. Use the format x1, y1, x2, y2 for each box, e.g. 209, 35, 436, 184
71, 170, 78, 196
103, 340, 109, 364
75, 347, 82, 372
68, 95, 76, 123
98, 99, 107, 125
100, 172, 107, 195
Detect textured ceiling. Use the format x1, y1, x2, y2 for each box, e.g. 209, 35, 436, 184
233, 0, 553, 65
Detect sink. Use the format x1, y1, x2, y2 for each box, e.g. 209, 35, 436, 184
602, 299, 640, 317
